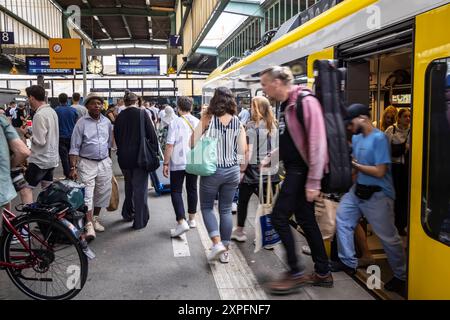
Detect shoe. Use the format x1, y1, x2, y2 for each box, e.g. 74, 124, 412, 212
219, 251, 229, 264
266, 272, 311, 295
231, 229, 247, 242
264, 243, 277, 250
307, 272, 334, 288
171, 220, 190, 238
93, 216, 105, 232
302, 245, 311, 255
85, 222, 96, 241
330, 260, 356, 275
232, 202, 237, 214
10, 231, 30, 245
207, 243, 227, 262
384, 277, 406, 296
188, 219, 197, 229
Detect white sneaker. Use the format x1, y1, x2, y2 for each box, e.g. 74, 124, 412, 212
207, 243, 227, 262
232, 202, 237, 213
219, 251, 230, 264
93, 216, 105, 232
171, 220, 190, 238
231, 230, 247, 242
85, 222, 96, 241
302, 245, 311, 255
188, 219, 197, 228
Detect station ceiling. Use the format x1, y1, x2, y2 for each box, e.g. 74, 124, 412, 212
53, 0, 176, 45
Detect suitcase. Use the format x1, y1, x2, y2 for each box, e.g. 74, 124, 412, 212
149, 143, 171, 196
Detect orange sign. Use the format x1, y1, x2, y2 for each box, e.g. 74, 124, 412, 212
49, 38, 81, 69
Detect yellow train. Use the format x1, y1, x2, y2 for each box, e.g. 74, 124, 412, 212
203, 0, 450, 300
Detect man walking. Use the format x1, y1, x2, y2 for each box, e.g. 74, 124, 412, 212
260, 66, 332, 294
71, 92, 87, 118
55, 93, 79, 179
19, 85, 59, 204
69, 93, 113, 241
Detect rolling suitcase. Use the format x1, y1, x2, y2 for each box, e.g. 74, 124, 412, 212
149, 136, 171, 196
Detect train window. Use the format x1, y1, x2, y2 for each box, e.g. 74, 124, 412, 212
421, 57, 450, 246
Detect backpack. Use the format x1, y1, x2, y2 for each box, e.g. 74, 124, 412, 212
295, 59, 352, 194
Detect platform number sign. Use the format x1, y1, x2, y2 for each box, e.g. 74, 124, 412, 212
0, 32, 14, 44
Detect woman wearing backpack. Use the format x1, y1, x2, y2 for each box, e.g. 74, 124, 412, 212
231, 96, 279, 243
385, 108, 411, 236
190, 87, 246, 263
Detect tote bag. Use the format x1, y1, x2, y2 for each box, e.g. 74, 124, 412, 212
107, 176, 119, 212
185, 118, 217, 176
254, 175, 281, 253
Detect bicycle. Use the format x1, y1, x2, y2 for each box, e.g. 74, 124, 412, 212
0, 203, 92, 300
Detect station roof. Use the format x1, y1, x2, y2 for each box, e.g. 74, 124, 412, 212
53, 0, 175, 46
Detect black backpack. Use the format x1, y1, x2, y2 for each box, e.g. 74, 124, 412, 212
296, 59, 352, 194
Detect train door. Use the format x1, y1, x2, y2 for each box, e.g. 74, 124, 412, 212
408, 4, 450, 300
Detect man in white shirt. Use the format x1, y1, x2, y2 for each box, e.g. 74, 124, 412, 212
71, 92, 87, 118
20, 85, 59, 204
238, 106, 251, 125
116, 98, 126, 115
163, 96, 200, 237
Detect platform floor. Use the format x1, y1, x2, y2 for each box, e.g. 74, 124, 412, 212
0, 154, 374, 300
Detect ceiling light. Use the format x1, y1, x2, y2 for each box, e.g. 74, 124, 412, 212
146, 0, 151, 5
94, 15, 99, 21
101, 28, 108, 34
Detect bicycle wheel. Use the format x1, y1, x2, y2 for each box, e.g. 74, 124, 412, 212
1, 215, 88, 300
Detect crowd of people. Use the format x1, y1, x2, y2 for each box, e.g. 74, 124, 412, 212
0, 65, 412, 297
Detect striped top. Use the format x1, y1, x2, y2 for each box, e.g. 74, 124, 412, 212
207, 115, 241, 168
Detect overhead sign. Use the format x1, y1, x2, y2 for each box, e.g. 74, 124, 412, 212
169, 35, 181, 47
116, 57, 160, 75
49, 38, 81, 69
0, 32, 14, 44
26, 57, 73, 75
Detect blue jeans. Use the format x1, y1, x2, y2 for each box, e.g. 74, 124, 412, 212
336, 186, 407, 280
200, 166, 240, 246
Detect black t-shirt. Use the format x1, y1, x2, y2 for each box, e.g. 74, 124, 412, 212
278, 100, 307, 171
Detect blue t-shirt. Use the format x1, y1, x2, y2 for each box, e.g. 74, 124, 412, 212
352, 129, 395, 200
55, 105, 78, 139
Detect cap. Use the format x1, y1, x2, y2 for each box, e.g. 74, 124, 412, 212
83, 93, 104, 106
344, 103, 371, 124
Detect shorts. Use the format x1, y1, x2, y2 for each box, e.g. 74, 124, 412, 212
24, 163, 55, 188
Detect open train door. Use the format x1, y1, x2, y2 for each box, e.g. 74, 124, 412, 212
408, 3, 450, 300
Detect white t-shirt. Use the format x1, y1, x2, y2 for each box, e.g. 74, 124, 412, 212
166, 114, 199, 171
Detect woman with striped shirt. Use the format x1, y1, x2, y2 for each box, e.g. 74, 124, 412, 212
191, 87, 246, 263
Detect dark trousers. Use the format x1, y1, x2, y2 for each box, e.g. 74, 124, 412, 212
169, 170, 198, 221
237, 182, 277, 228
392, 163, 408, 233
122, 168, 150, 230
58, 137, 71, 178
271, 171, 330, 275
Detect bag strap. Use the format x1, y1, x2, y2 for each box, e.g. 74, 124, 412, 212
140, 109, 146, 138
259, 172, 273, 205
181, 115, 195, 132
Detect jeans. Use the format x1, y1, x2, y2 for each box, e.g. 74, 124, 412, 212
122, 168, 150, 230
271, 171, 330, 276
336, 186, 407, 280
200, 166, 240, 246
58, 137, 71, 178
170, 170, 198, 221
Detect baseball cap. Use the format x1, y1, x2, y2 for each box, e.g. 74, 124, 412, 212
344, 103, 371, 125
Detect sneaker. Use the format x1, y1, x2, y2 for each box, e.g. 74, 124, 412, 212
231, 202, 237, 214
330, 260, 357, 275
93, 216, 105, 232
85, 222, 96, 241
188, 219, 197, 229
266, 272, 311, 295
171, 220, 190, 238
10, 232, 30, 245
219, 251, 229, 264
384, 277, 406, 296
207, 243, 227, 262
231, 229, 247, 242
307, 272, 334, 288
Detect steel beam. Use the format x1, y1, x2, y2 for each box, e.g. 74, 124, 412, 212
196, 47, 218, 56
80, 8, 171, 17
223, 0, 263, 17
0, 5, 49, 39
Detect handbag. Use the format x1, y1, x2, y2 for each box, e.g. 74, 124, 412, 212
185, 117, 217, 176
314, 196, 338, 240
137, 109, 160, 172
355, 183, 381, 200
254, 174, 281, 253
107, 176, 119, 212
391, 126, 410, 158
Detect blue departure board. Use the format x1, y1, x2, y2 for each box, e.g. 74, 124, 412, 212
116, 57, 160, 75
26, 57, 73, 75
